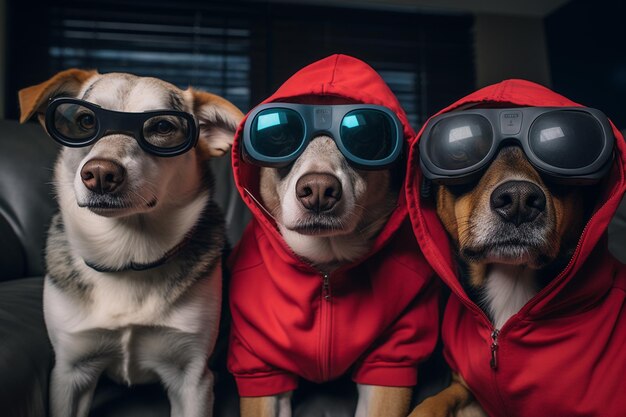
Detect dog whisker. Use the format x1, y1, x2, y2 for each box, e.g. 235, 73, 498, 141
126, 189, 154, 207
244, 187, 277, 223
357, 206, 398, 236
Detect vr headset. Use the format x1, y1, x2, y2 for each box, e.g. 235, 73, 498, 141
419, 107, 615, 197
242, 103, 404, 170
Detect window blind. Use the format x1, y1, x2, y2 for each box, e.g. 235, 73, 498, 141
7, 0, 475, 126
48, 1, 251, 111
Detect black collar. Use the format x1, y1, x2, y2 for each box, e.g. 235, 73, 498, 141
83, 234, 191, 273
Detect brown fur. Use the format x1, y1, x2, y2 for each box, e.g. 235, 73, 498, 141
365, 386, 413, 416
241, 386, 412, 417
240, 397, 281, 417
436, 146, 583, 285
409, 373, 477, 417
19, 68, 97, 124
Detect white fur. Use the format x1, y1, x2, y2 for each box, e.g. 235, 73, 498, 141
277, 392, 293, 417
279, 138, 362, 236
278, 226, 373, 266
482, 264, 537, 329
355, 384, 374, 417
44, 263, 221, 383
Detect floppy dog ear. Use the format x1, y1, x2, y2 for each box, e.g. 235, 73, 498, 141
18, 68, 97, 124
186, 89, 243, 157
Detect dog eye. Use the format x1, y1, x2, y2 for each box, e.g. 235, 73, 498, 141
450, 147, 469, 162
143, 115, 189, 148
155, 120, 175, 135
76, 113, 96, 131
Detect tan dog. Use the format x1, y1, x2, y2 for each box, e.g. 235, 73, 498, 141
410, 146, 586, 417
241, 134, 410, 417
20, 69, 242, 417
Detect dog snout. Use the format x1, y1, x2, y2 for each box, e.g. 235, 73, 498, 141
81, 159, 126, 194
296, 173, 342, 213
490, 181, 546, 226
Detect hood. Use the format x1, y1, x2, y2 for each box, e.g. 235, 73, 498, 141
232, 54, 415, 265
406, 79, 626, 319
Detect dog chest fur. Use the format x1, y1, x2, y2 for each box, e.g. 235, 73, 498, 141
44, 197, 225, 385
481, 265, 537, 329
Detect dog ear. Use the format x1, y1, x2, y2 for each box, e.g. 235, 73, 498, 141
186, 89, 243, 157
18, 68, 97, 125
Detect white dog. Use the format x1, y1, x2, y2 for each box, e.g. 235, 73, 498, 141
19, 69, 242, 417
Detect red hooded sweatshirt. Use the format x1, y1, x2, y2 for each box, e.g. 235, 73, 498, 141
406, 79, 626, 417
227, 54, 438, 397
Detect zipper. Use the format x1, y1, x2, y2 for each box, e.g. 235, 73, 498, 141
489, 326, 509, 417
319, 272, 332, 381
490, 329, 500, 369
322, 273, 331, 301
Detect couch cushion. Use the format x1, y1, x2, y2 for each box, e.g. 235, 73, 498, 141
0, 277, 53, 416
0, 120, 58, 280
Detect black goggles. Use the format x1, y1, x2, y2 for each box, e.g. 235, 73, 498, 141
419, 107, 615, 185
45, 97, 198, 157
242, 103, 404, 170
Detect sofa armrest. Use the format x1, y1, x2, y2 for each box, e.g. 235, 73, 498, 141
0, 277, 53, 417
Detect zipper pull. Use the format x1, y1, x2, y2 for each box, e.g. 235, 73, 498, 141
322, 273, 331, 301
490, 329, 500, 369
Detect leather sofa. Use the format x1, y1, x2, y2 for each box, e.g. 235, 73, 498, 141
0, 119, 454, 416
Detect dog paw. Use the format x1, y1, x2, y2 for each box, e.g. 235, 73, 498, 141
408, 398, 455, 417
455, 403, 488, 417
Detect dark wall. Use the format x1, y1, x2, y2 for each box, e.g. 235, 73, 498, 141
546, 0, 626, 127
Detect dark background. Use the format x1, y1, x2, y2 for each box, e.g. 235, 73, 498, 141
1, 0, 624, 130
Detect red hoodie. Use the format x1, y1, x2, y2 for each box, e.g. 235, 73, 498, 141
227, 54, 438, 397
406, 79, 626, 417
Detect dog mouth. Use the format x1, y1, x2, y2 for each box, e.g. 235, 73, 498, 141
462, 238, 553, 267
78, 195, 158, 215
288, 215, 348, 236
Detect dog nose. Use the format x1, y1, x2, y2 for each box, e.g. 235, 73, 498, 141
80, 159, 126, 194
490, 181, 546, 226
296, 173, 342, 213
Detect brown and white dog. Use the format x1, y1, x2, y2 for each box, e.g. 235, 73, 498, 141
229, 54, 439, 417
410, 145, 588, 417
19, 69, 242, 417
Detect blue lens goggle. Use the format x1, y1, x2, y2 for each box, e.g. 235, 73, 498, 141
242, 103, 404, 170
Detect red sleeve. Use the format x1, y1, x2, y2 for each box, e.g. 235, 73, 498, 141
227, 325, 299, 397
226, 223, 299, 397
352, 277, 439, 387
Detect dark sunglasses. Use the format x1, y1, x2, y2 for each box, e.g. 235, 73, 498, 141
242, 103, 404, 170
45, 97, 198, 157
419, 107, 615, 186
